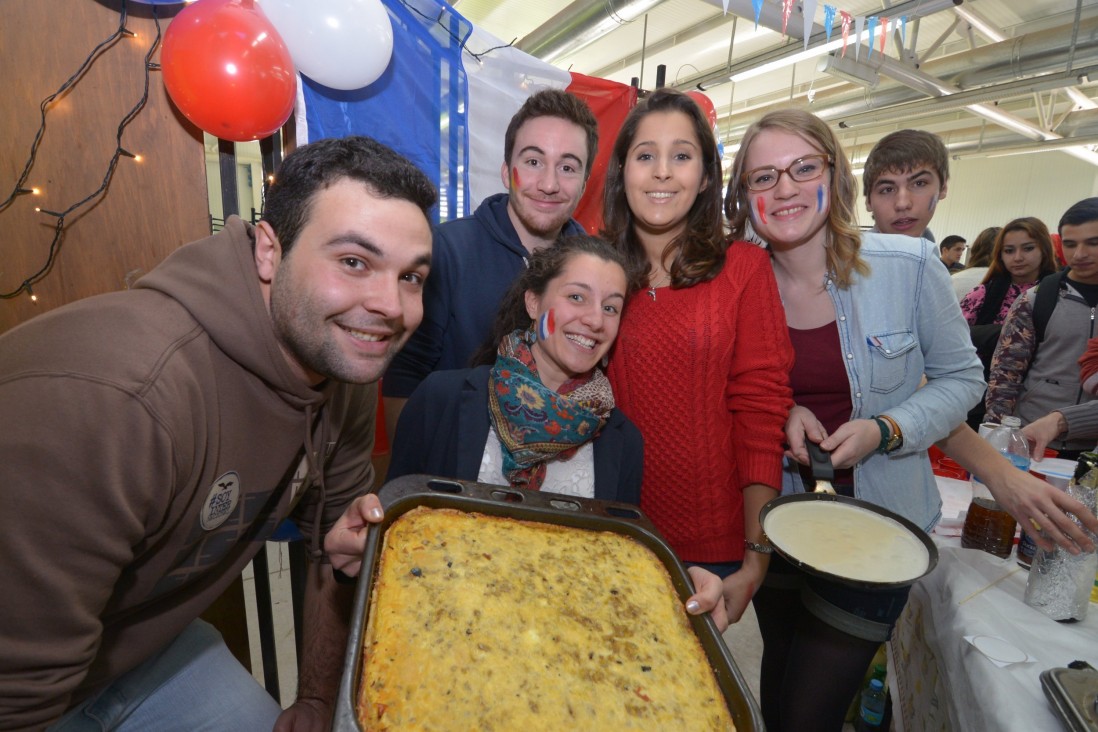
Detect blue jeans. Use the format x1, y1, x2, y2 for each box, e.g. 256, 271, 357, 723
49, 620, 282, 732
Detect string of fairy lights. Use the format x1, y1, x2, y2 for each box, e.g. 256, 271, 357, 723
0, 0, 161, 301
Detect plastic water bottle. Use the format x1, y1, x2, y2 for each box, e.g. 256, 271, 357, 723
854, 678, 886, 731
1025, 452, 1098, 622
961, 417, 1030, 558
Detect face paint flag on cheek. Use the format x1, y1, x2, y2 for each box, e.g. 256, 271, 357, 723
929, 194, 938, 213
817, 184, 826, 213
755, 196, 768, 225
511, 167, 521, 191
538, 309, 555, 340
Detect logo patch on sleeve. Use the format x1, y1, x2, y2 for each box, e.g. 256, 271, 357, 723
201, 472, 241, 530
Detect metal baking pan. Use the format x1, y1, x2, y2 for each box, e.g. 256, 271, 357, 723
332, 474, 762, 731
1041, 662, 1098, 732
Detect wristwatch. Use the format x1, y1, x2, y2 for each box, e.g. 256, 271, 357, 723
873, 415, 903, 454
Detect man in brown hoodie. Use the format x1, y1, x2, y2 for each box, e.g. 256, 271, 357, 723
0, 136, 434, 731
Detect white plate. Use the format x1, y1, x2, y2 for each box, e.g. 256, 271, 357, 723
971, 635, 1028, 664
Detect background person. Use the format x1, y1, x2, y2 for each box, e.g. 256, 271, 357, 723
939, 234, 968, 272
382, 89, 599, 439
951, 225, 1000, 300
986, 198, 1098, 459
725, 109, 983, 732
862, 128, 949, 241
0, 136, 434, 731
959, 218, 1058, 428
601, 88, 794, 625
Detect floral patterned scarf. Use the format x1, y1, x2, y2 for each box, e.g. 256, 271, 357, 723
487, 328, 614, 490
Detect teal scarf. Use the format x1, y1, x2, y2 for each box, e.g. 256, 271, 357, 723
487, 328, 614, 490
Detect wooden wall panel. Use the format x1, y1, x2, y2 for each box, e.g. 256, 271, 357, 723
0, 0, 210, 334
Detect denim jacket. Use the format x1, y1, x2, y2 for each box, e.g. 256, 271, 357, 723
781, 233, 984, 531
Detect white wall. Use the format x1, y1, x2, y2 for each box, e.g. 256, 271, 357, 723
856, 150, 1098, 247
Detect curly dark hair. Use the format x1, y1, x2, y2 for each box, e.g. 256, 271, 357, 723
471, 235, 638, 367
261, 136, 437, 256
600, 88, 726, 291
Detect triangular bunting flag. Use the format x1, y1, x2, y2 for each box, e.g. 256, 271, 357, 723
867, 16, 877, 58
803, 0, 818, 52
824, 5, 837, 43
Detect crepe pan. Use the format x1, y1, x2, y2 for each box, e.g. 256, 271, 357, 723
331, 473, 763, 731
761, 444, 939, 590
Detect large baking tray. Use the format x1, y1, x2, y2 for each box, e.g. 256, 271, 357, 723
1040, 662, 1098, 732
332, 474, 762, 731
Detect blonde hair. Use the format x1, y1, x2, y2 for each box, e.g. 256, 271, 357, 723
724, 109, 869, 288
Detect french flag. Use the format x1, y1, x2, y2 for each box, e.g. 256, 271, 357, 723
294, 0, 637, 234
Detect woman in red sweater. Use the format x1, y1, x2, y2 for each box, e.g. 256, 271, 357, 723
601, 88, 794, 624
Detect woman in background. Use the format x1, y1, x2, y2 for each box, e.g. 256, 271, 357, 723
959, 218, 1058, 427
960, 217, 1058, 326
950, 225, 999, 300
601, 88, 793, 625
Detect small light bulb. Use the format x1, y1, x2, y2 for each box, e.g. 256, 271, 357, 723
27, 285, 37, 303
267, 174, 275, 184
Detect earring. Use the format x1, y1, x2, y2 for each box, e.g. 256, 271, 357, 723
600, 354, 609, 369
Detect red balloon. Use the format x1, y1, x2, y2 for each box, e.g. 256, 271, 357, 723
162, 0, 296, 142
685, 90, 718, 128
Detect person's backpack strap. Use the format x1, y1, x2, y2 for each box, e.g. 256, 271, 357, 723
1033, 269, 1068, 345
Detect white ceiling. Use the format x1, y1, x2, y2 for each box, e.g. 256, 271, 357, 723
451, 0, 1098, 170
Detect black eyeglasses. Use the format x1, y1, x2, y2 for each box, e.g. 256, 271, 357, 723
741, 154, 831, 192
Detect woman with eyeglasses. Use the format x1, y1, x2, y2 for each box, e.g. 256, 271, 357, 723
724, 109, 986, 732
601, 89, 794, 627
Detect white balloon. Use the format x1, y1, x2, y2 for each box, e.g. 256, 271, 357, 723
258, 0, 394, 91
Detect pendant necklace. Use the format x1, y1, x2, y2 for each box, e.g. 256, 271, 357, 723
647, 272, 671, 301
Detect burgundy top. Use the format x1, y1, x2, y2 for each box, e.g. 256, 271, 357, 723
789, 320, 854, 488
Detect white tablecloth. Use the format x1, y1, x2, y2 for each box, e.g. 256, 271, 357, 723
888, 491, 1098, 731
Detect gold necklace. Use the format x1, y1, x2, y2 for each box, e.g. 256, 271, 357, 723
647, 272, 671, 300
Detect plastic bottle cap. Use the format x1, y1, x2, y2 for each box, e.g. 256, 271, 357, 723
869, 679, 884, 690
1002, 416, 1022, 428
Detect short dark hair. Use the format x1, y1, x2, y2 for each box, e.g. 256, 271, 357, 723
261, 136, 437, 255
503, 90, 599, 180
472, 235, 637, 367
602, 88, 726, 290
1059, 197, 1098, 235
940, 235, 966, 253
863, 129, 949, 199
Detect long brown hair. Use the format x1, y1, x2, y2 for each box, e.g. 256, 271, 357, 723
471, 235, 637, 367
982, 217, 1057, 285
600, 88, 726, 291
724, 109, 869, 288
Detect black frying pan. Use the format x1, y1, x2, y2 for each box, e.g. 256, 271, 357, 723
762, 444, 939, 590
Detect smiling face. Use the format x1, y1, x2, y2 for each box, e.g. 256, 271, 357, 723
742, 128, 831, 251
502, 115, 589, 251
523, 253, 627, 392
623, 110, 708, 251
866, 164, 947, 236
999, 229, 1044, 284
1062, 220, 1098, 285
257, 177, 433, 385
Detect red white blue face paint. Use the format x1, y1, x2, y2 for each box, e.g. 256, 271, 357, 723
817, 184, 826, 213
511, 167, 521, 191
537, 309, 555, 340
929, 193, 938, 213
754, 196, 768, 225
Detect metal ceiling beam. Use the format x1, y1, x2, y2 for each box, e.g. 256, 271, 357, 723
675, 0, 963, 91
515, 0, 668, 64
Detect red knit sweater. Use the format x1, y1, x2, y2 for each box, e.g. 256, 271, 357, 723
607, 242, 793, 563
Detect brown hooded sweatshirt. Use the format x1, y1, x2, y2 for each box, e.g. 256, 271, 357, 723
0, 217, 376, 729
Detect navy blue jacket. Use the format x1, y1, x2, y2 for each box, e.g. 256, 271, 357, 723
387, 366, 643, 505
382, 193, 585, 398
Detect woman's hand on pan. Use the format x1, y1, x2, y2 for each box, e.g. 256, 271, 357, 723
818, 419, 880, 469
784, 405, 827, 465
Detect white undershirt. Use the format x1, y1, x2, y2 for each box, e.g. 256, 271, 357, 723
478, 426, 596, 499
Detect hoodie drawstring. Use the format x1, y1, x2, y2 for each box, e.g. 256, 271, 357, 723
302, 403, 330, 564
